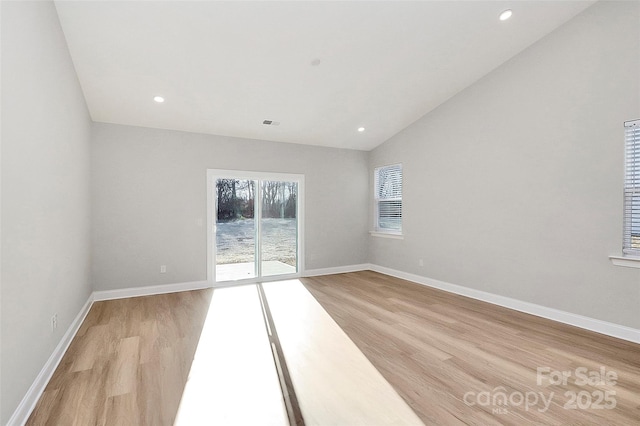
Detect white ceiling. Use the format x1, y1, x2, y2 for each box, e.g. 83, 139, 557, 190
54, 0, 595, 151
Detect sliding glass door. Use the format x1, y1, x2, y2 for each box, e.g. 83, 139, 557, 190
260, 180, 298, 277
208, 170, 303, 283
215, 179, 257, 281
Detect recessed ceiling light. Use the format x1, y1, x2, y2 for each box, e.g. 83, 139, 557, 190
153, 96, 165, 103
358, 127, 365, 132
499, 9, 513, 21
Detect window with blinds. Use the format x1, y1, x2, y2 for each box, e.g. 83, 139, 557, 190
374, 164, 402, 234
624, 119, 640, 256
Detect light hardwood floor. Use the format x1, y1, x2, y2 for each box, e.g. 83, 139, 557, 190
27, 290, 213, 425
173, 284, 289, 426
262, 280, 423, 425
302, 271, 640, 425
27, 271, 640, 425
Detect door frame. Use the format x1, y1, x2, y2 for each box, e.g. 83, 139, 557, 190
206, 169, 305, 285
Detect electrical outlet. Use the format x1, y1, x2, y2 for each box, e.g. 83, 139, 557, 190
419, 259, 424, 267
160, 265, 167, 273
51, 314, 58, 332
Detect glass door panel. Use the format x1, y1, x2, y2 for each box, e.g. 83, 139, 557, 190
260, 181, 298, 277
215, 178, 257, 281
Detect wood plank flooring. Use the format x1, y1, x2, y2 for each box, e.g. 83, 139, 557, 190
262, 280, 424, 425
301, 271, 640, 425
27, 290, 213, 426
26, 271, 640, 425
173, 285, 288, 426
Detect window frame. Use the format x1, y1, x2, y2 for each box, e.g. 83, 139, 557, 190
373, 163, 403, 236
623, 119, 640, 258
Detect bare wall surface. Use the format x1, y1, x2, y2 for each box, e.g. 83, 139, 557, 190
369, 1, 640, 329
91, 123, 369, 291
1, 1, 92, 422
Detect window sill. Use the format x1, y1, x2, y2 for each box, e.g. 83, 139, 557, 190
609, 255, 640, 269
370, 231, 404, 240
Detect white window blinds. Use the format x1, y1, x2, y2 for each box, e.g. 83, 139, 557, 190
374, 164, 402, 233
624, 119, 640, 256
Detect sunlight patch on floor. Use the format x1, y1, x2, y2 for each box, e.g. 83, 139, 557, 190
263, 280, 424, 425
175, 279, 423, 425
174, 284, 288, 426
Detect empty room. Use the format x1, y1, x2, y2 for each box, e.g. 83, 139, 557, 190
2, 0, 640, 425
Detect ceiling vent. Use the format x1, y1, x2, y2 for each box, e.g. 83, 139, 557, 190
263, 120, 280, 126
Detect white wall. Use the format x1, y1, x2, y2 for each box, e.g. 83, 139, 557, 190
369, 0, 640, 329
91, 123, 369, 291
0, 1, 92, 423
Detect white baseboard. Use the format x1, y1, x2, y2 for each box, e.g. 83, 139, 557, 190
369, 264, 640, 344
7, 294, 95, 426
304, 264, 370, 277
92, 280, 212, 301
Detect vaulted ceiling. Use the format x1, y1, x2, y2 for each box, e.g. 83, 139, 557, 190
55, 1, 595, 150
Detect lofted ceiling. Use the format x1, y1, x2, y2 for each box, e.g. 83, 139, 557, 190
54, 1, 595, 151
